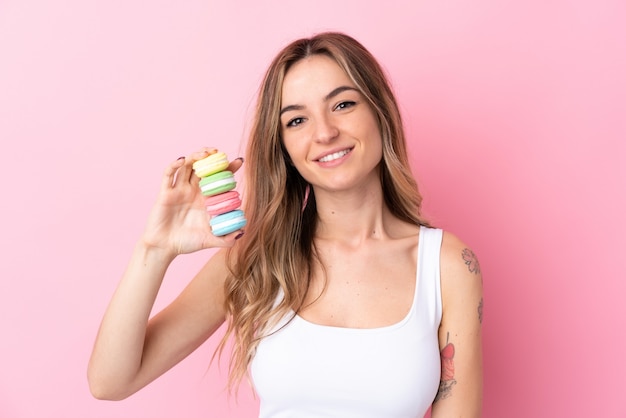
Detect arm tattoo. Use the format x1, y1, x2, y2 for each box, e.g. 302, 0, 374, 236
434, 332, 457, 402
461, 248, 481, 275
478, 297, 484, 324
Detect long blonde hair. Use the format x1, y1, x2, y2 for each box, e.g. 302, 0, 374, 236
219, 32, 429, 389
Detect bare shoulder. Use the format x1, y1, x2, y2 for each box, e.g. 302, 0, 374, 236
439, 231, 483, 313
440, 231, 482, 282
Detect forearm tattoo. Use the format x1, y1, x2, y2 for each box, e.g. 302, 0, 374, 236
434, 332, 457, 402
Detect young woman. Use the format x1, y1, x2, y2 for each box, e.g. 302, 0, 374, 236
88, 32, 483, 417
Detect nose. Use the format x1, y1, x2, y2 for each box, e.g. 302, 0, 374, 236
313, 115, 339, 144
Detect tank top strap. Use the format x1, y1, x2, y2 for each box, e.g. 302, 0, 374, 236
415, 226, 443, 326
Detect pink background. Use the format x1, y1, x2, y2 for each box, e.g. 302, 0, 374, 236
1, 1, 624, 417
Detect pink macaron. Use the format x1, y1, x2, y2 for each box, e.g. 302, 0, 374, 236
204, 190, 242, 216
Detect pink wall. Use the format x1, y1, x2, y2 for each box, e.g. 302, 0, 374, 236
1, 1, 624, 417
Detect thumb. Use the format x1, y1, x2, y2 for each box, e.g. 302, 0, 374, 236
227, 157, 244, 174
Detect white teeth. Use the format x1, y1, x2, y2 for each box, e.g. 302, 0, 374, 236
318, 149, 350, 162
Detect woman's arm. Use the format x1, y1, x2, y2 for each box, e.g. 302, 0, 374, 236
431, 232, 484, 417
87, 150, 243, 400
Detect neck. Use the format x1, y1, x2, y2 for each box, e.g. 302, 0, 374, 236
312, 179, 395, 245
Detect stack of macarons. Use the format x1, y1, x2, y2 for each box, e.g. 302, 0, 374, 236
192, 151, 247, 237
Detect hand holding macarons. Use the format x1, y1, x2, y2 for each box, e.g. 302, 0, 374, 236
141, 148, 245, 257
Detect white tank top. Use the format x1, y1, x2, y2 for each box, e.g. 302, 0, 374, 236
251, 226, 443, 418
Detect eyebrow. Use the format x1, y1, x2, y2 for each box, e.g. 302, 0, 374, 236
279, 85, 359, 116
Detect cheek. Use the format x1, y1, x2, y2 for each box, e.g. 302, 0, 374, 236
366, 126, 384, 157
281, 138, 306, 171
282, 132, 306, 159
360, 111, 383, 146
282, 142, 316, 182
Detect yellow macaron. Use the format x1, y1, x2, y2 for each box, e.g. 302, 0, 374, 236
192, 151, 230, 178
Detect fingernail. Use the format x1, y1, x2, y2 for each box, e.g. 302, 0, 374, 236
235, 231, 245, 240
177, 156, 185, 160
235, 157, 244, 163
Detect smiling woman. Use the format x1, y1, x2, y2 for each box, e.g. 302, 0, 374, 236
280, 55, 383, 191
88, 32, 483, 418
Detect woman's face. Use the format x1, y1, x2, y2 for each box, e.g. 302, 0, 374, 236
280, 54, 383, 193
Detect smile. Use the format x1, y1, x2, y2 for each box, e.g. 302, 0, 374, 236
317, 148, 352, 163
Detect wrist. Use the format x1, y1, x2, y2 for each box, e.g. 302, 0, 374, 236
135, 239, 178, 266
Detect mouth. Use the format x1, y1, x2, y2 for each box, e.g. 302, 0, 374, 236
316, 148, 353, 163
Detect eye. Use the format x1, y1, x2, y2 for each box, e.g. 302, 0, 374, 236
286, 117, 305, 127
334, 101, 356, 111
